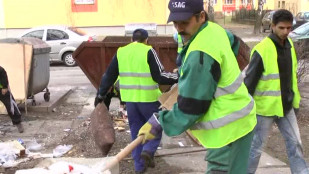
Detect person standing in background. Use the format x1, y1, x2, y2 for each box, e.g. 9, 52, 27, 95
0, 66, 24, 133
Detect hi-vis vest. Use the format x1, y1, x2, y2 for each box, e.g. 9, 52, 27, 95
117, 42, 161, 102
183, 22, 257, 148
251, 37, 301, 117
177, 34, 183, 53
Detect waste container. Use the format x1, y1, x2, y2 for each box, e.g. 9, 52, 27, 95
0, 38, 51, 105
73, 36, 178, 90
73, 35, 250, 90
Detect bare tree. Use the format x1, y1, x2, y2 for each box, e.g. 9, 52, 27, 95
208, 0, 215, 22
253, 0, 264, 34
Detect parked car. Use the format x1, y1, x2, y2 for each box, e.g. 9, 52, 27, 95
289, 22, 309, 58
294, 11, 309, 29
20, 26, 94, 66
261, 10, 275, 32
289, 22, 309, 42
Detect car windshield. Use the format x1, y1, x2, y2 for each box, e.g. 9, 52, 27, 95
264, 11, 274, 19
293, 22, 309, 35
270, 11, 275, 17
68, 27, 87, 36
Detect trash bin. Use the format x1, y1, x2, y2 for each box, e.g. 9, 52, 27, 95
0, 38, 51, 105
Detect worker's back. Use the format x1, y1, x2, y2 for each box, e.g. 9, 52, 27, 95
117, 42, 161, 102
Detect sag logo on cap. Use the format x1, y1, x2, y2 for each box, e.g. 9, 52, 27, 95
172, 2, 186, 8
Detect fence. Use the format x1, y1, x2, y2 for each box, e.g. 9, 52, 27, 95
232, 9, 271, 24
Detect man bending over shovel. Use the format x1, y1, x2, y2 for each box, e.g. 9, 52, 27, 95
139, 0, 257, 173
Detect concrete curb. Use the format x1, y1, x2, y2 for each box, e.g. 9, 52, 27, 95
26, 87, 73, 112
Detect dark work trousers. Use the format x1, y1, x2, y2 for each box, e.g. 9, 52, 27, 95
126, 101, 162, 172
0, 90, 22, 125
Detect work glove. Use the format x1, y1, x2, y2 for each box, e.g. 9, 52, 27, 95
94, 94, 105, 107
138, 113, 162, 144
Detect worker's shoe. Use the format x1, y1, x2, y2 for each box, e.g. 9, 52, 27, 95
135, 170, 145, 174
141, 151, 155, 168
16, 123, 24, 133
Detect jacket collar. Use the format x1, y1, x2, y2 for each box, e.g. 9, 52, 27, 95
268, 33, 291, 49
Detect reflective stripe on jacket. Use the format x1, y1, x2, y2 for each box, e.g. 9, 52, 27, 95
177, 34, 183, 53
251, 37, 301, 117
117, 42, 161, 102
182, 22, 257, 148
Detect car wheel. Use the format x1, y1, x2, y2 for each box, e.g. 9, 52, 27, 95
62, 52, 76, 67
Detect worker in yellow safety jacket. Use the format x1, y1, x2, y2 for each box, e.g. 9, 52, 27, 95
95, 29, 178, 174
244, 9, 308, 174
138, 0, 257, 173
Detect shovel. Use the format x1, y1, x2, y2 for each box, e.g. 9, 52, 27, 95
101, 135, 144, 172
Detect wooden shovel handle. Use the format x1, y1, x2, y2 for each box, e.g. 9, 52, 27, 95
101, 135, 144, 172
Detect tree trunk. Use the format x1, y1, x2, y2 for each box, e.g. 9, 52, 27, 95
208, 0, 215, 22
253, 0, 264, 34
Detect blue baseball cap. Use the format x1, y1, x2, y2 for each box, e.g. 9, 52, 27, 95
167, 0, 204, 23
132, 28, 148, 41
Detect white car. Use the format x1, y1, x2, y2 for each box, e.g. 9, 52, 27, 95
20, 26, 94, 66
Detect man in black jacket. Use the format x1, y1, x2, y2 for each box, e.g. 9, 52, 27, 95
245, 9, 308, 174
0, 66, 24, 133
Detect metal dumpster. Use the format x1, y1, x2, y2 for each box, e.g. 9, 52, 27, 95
73, 35, 250, 90
0, 38, 51, 105
73, 36, 178, 90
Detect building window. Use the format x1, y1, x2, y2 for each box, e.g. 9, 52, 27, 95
214, 0, 217, 5
71, 0, 97, 12
278, 1, 280, 8
282, 1, 285, 8
74, 0, 95, 4
225, 0, 233, 4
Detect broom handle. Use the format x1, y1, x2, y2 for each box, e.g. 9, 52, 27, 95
101, 135, 144, 172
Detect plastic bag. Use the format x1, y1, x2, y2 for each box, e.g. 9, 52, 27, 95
24, 139, 43, 152
0, 143, 17, 167
52, 144, 73, 158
